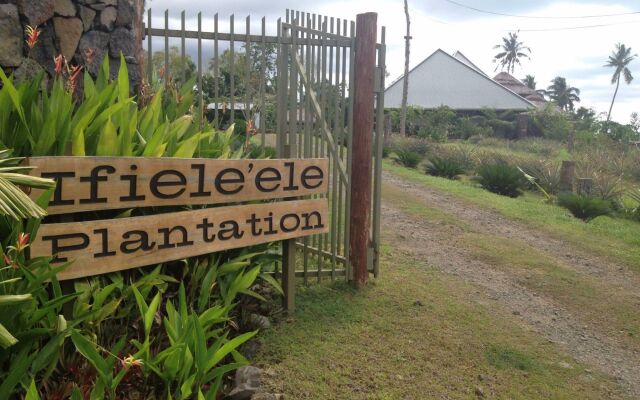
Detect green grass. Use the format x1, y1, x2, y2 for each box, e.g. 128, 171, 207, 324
254, 243, 625, 399
384, 160, 640, 270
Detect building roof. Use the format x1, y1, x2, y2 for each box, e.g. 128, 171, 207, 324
384, 49, 535, 111
452, 51, 487, 76
493, 72, 547, 108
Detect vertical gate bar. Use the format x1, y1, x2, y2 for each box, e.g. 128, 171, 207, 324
308, 13, 317, 275
260, 17, 266, 146
301, 12, 312, 281
245, 15, 251, 146
288, 19, 297, 152
181, 11, 186, 84
230, 14, 235, 123
147, 9, 152, 82
329, 16, 338, 278
164, 10, 169, 89
297, 12, 304, 159
276, 18, 288, 158
372, 26, 386, 278
344, 20, 355, 279
316, 14, 325, 282
197, 12, 204, 137
213, 13, 219, 128
281, 144, 296, 313
336, 18, 346, 256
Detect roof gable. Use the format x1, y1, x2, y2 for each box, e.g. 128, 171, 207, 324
385, 49, 534, 110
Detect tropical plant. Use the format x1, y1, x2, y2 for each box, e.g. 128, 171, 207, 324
544, 76, 580, 111
557, 193, 612, 221
425, 156, 465, 179
394, 149, 422, 168
493, 32, 531, 74
605, 43, 636, 122
0, 150, 55, 220
522, 75, 536, 90
476, 163, 525, 197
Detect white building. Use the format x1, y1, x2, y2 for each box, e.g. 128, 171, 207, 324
385, 49, 535, 111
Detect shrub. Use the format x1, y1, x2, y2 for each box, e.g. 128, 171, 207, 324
394, 149, 422, 168
425, 156, 465, 179
519, 159, 561, 195
530, 104, 572, 141
391, 136, 430, 157
557, 193, 612, 221
476, 163, 525, 197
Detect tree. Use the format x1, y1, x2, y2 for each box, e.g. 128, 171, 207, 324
604, 43, 636, 122
148, 46, 196, 87
493, 32, 531, 74
545, 76, 580, 111
400, 0, 411, 136
522, 75, 536, 90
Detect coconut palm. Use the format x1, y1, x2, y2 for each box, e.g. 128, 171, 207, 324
604, 43, 636, 122
493, 32, 531, 74
545, 76, 580, 111
522, 75, 536, 89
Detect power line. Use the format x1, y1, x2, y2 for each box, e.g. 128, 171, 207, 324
513, 20, 640, 32
442, 0, 640, 19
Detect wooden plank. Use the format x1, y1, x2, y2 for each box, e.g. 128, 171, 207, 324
27, 157, 329, 214
350, 13, 377, 288
31, 199, 329, 280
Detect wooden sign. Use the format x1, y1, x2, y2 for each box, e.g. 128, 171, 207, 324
27, 157, 329, 215
31, 199, 328, 280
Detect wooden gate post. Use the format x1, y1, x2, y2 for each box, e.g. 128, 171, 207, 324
282, 144, 296, 312
349, 12, 377, 289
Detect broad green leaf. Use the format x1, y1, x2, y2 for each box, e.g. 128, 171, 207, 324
25, 380, 40, 400
0, 322, 18, 348
96, 117, 119, 156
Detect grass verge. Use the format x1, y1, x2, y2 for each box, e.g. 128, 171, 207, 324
253, 242, 625, 399
384, 160, 640, 269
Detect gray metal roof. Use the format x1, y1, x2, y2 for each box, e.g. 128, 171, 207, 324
385, 49, 535, 110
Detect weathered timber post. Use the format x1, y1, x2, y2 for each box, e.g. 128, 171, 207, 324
577, 178, 593, 196
559, 160, 576, 193
567, 131, 575, 154
349, 12, 377, 289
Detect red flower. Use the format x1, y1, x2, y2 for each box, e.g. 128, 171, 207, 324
67, 65, 83, 94
54, 54, 65, 76
16, 233, 29, 253
25, 25, 41, 50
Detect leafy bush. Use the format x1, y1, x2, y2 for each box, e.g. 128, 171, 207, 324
425, 156, 465, 179
557, 193, 612, 221
476, 163, 525, 197
453, 117, 493, 139
530, 104, 571, 141
394, 149, 422, 168
519, 159, 561, 195
391, 136, 429, 156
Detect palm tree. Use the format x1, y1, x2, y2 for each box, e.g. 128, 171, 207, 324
522, 75, 536, 90
546, 77, 580, 111
604, 43, 636, 122
493, 32, 531, 74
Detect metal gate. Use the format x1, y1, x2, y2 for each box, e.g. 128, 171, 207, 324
144, 8, 385, 288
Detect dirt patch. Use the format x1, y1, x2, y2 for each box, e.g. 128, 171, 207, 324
382, 170, 640, 396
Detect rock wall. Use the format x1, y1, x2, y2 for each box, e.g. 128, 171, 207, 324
0, 0, 144, 89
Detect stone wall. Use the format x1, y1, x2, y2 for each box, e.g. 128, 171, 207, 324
0, 0, 143, 89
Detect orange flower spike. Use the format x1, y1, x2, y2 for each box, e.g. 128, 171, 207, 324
25, 25, 41, 50
16, 233, 30, 253
67, 65, 83, 94
54, 55, 64, 76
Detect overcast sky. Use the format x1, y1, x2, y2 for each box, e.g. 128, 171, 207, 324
147, 0, 640, 123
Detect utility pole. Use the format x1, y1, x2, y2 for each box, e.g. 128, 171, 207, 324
400, 0, 411, 136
